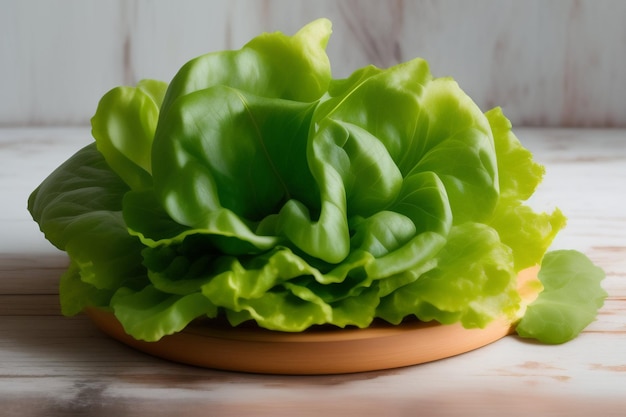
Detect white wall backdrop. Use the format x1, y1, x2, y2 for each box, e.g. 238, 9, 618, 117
2, 0, 625, 127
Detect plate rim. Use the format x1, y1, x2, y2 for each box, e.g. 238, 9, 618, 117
84, 309, 515, 375
84, 265, 539, 375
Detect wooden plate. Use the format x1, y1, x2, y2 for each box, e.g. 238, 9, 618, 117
85, 266, 540, 375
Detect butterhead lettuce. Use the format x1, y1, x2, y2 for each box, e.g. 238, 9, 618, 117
28, 19, 606, 344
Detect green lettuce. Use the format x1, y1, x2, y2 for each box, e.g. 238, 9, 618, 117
516, 250, 607, 344
28, 19, 606, 343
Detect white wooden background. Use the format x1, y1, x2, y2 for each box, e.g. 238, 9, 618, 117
2, 0, 626, 128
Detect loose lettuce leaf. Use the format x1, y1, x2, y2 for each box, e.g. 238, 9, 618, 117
516, 250, 607, 343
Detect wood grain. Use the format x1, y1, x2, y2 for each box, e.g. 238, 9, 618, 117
2, 1, 626, 127
1, 127, 625, 415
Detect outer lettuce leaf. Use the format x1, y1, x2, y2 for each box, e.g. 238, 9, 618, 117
91, 79, 167, 191
377, 222, 520, 328
490, 203, 566, 271
486, 107, 544, 201
59, 261, 114, 316
110, 285, 218, 341
28, 144, 148, 313
135, 232, 442, 334
486, 108, 567, 270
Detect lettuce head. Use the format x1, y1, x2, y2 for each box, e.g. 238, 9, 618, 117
28, 19, 606, 344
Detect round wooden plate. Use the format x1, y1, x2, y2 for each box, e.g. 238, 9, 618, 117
85, 266, 540, 375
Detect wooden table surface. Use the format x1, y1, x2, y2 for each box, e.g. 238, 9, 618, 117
1, 127, 625, 416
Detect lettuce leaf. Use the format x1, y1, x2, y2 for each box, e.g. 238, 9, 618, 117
485, 107, 567, 271
376, 222, 520, 328
28, 144, 147, 295
159, 17, 332, 117
516, 250, 607, 343
28, 18, 606, 343
91, 79, 167, 191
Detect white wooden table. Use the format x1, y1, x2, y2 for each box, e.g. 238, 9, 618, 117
1, 127, 625, 416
